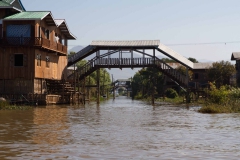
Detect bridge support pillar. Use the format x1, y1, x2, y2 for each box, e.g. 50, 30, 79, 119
185, 90, 191, 103
97, 68, 100, 104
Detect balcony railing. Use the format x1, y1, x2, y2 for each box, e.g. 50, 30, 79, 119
0, 37, 67, 55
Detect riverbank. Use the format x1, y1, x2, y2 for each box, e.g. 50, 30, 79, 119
0, 101, 32, 110
134, 89, 238, 114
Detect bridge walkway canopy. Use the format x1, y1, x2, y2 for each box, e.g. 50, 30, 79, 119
67, 40, 194, 69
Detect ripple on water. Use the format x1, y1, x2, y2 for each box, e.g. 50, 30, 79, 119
0, 97, 240, 159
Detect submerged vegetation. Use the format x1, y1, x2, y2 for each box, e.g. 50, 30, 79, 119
0, 101, 31, 110
199, 83, 240, 113
131, 59, 240, 114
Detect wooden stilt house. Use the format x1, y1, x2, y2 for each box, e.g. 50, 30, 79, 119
0, 0, 77, 104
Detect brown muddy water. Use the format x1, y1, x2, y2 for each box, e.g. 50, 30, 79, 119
0, 96, 240, 160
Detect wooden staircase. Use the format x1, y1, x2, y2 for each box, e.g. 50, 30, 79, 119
67, 57, 189, 88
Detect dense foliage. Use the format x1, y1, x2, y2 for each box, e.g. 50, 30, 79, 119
132, 67, 165, 99
206, 61, 235, 88
188, 57, 199, 63
199, 83, 240, 113
165, 88, 178, 98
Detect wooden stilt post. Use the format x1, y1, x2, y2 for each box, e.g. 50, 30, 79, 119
103, 70, 105, 97
88, 76, 90, 103
131, 77, 133, 100
77, 72, 80, 104
73, 64, 76, 105
186, 67, 191, 103
153, 49, 155, 65
97, 68, 100, 104
112, 74, 115, 100
107, 88, 109, 99
83, 77, 86, 105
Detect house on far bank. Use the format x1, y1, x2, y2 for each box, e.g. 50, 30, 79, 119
231, 52, 240, 86
166, 62, 213, 91
0, 0, 77, 104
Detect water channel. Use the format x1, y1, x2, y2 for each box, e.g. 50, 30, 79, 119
0, 96, 240, 159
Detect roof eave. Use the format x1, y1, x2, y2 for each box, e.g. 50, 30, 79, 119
56, 20, 76, 40
3, 18, 41, 21
67, 32, 77, 40
41, 12, 57, 26
231, 52, 240, 61
0, 6, 22, 12
9, 0, 15, 4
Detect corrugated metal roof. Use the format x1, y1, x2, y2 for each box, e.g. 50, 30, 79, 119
157, 43, 194, 69
0, 0, 25, 11
68, 40, 212, 70
193, 63, 213, 69
12, 0, 24, 11
4, 11, 50, 20
55, 19, 64, 26
167, 62, 213, 69
231, 52, 240, 60
0, 1, 11, 7
91, 40, 160, 47
55, 19, 76, 40
166, 62, 182, 69
2, 0, 14, 4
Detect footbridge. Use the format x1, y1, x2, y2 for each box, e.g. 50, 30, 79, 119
67, 40, 194, 88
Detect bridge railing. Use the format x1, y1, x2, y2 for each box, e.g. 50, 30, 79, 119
96, 58, 154, 66
68, 57, 188, 87
155, 58, 188, 86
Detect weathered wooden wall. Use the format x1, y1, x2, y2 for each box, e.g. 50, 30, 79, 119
0, 47, 35, 80
0, 79, 33, 94
35, 20, 67, 43
34, 49, 67, 80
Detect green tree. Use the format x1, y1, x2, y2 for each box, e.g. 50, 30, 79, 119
176, 66, 193, 80
70, 51, 112, 98
161, 58, 176, 63
207, 60, 236, 87
188, 57, 198, 63
132, 67, 165, 101
69, 51, 76, 56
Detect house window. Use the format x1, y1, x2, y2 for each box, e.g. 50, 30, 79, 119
46, 56, 50, 68
45, 29, 49, 39
14, 54, 23, 66
194, 73, 199, 79
37, 54, 41, 66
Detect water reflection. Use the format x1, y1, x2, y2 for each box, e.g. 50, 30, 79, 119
0, 97, 240, 159
32, 106, 70, 145
0, 110, 34, 159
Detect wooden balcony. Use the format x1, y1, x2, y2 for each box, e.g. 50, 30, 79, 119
0, 37, 67, 55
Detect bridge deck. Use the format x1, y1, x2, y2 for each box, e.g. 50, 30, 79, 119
68, 40, 194, 69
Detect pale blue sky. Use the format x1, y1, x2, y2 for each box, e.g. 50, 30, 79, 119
22, 0, 240, 62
